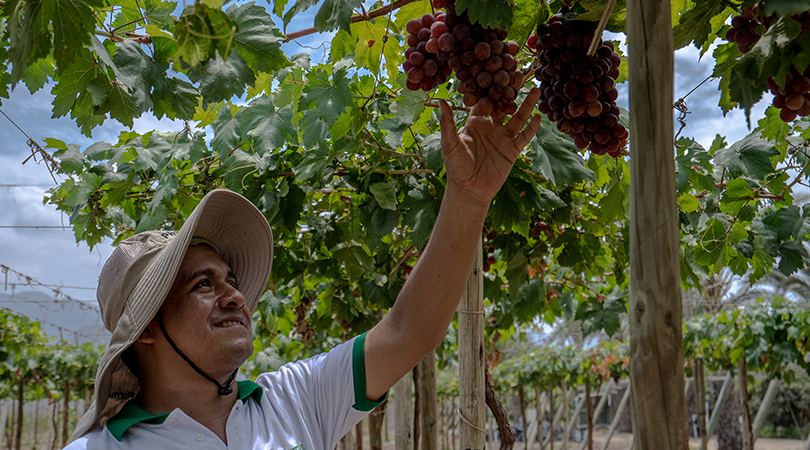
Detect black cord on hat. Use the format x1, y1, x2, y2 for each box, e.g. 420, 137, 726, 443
157, 313, 238, 396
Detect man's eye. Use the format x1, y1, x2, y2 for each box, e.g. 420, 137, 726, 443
229, 280, 239, 289
195, 279, 211, 289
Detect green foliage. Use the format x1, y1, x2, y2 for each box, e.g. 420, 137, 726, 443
683, 300, 810, 382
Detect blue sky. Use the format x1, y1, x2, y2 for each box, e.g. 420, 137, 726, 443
0, 4, 774, 342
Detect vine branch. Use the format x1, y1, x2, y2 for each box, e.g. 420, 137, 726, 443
284, 0, 421, 42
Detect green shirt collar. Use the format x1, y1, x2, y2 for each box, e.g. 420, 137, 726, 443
106, 380, 264, 441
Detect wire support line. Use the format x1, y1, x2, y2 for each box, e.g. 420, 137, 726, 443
1, 264, 101, 313
0, 107, 34, 142
0, 107, 62, 182
8, 282, 95, 291
0, 184, 54, 188
0, 225, 71, 229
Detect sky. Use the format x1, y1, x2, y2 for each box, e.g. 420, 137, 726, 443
0, 6, 774, 344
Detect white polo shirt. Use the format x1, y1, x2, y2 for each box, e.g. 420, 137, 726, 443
65, 334, 384, 450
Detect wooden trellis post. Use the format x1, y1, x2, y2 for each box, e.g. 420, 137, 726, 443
626, 0, 688, 448
458, 237, 485, 450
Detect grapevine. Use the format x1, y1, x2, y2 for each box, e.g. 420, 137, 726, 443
529, 16, 627, 158
725, 4, 810, 123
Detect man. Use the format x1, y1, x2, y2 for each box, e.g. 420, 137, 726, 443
66, 89, 543, 449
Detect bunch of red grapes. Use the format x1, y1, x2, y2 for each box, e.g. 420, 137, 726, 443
727, 5, 810, 53
403, 0, 522, 116
725, 4, 810, 123
403, 11, 453, 91
769, 69, 810, 121
529, 16, 627, 157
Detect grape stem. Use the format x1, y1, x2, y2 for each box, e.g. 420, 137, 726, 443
424, 101, 470, 112
285, 0, 421, 42
586, 0, 617, 56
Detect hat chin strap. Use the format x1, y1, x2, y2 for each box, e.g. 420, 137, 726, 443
157, 314, 238, 396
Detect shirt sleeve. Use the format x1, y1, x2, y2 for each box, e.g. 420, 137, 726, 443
254, 333, 387, 450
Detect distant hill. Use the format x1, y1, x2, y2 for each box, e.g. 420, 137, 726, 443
0, 289, 109, 346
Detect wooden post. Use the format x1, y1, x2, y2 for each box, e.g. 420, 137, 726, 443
737, 358, 753, 450
700, 373, 732, 450
395, 375, 414, 450
369, 402, 386, 450
458, 237, 485, 450
546, 388, 553, 450
626, 0, 687, 448
585, 384, 593, 450
419, 352, 438, 450
0, 402, 7, 450
562, 381, 569, 450
62, 379, 70, 447
413, 367, 421, 450
692, 362, 708, 450
580, 380, 615, 450
600, 384, 631, 450
15, 378, 23, 450
356, 420, 363, 450
752, 379, 780, 440
544, 388, 573, 449
565, 393, 586, 439
518, 387, 528, 450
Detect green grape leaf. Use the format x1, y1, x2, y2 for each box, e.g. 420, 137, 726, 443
370, 180, 398, 211
401, 185, 440, 249
175, 3, 238, 67
527, 123, 594, 187
390, 83, 429, 125
298, 68, 353, 127
226, 2, 291, 75
5, 0, 49, 84
761, 1, 810, 17
352, 18, 403, 82
211, 105, 242, 154
694, 218, 728, 267
509, 0, 541, 47
21, 56, 54, 94
314, 0, 363, 32
283, 0, 319, 29
575, 297, 625, 338
672, 0, 729, 51
53, 144, 89, 175
190, 52, 256, 107
51, 50, 102, 118
142, 0, 177, 29
675, 138, 715, 194
761, 206, 804, 242
455, 0, 512, 31
299, 110, 330, 148
238, 100, 298, 151
293, 147, 330, 181
713, 133, 778, 180
777, 241, 808, 275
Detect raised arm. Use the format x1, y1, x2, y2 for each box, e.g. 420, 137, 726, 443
363, 88, 543, 400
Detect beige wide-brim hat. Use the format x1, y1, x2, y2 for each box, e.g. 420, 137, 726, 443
71, 189, 273, 440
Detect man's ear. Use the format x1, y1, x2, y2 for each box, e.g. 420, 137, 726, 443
136, 318, 159, 344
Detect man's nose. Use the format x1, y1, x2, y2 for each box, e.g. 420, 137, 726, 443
218, 282, 246, 310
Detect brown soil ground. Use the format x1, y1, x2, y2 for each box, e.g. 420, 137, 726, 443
379, 430, 807, 450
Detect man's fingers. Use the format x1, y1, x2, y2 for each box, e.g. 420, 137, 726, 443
439, 99, 460, 142
505, 88, 542, 135
514, 115, 543, 149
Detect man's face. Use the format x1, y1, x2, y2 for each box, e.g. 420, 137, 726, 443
159, 244, 253, 376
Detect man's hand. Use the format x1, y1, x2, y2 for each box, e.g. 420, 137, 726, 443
438, 87, 544, 207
